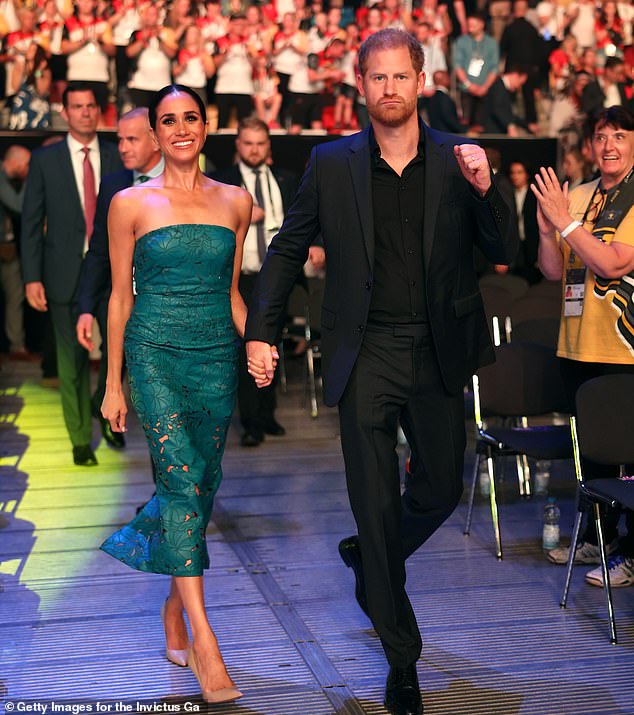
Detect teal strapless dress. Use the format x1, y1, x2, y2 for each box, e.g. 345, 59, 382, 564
100, 224, 239, 576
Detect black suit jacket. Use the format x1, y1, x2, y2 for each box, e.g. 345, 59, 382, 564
245, 124, 517, 406
500, 18, 543, 70
77, 168, 134, 315
427, 90, 466, 134
211, 164, 299, 214
581, 80, 631, 118
483, 78, 527, 134
21, 138, 123, 304
513, 186, 541, 284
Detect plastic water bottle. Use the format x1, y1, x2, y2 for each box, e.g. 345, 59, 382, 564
543, 497, 560, 550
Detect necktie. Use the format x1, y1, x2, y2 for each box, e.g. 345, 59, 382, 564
136, 174, 150, 184
82, 147, 96, 242
253, 168, 267, 264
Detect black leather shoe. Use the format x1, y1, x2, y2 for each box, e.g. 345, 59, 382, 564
98, 414, 125, 448
338, 535, 369, 617
241, 430, 263, 447
384, 664, 423, 715
262, 419, 286, 436
73, 445, 98, 466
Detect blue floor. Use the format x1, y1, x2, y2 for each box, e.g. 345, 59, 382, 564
1, 358, 633, 715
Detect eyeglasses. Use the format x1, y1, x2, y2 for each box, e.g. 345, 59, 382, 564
582, 188, 607, 224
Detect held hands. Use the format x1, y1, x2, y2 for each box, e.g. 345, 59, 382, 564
101, 389, 128, 433
454, 144, 492, 197
530, 166, 570, 233
246, 340, 279, 388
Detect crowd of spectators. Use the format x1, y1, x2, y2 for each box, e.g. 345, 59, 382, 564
0, 0, 631, 136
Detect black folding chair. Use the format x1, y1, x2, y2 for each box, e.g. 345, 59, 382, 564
561, 374, 634, 643
279, 279, 324, 418
464, 342, 573, 559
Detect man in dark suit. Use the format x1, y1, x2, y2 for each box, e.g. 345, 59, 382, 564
76, 107, 163, 448
508, 160, 541, 283
426, 70, 467, 133
481, 70, 532, 136
245, 29, 516, 715
499, 0, 544, 131
21, 82, 123, 466
212, 117, 323, 447
581, 57, 633, 119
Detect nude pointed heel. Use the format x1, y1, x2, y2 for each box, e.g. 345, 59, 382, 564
188, 649, 243, 704
160, 600, 190, 667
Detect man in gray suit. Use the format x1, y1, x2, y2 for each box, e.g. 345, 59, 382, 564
21, 82, 123, 466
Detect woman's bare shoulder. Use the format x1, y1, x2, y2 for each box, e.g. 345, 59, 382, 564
206, 176, 251, 202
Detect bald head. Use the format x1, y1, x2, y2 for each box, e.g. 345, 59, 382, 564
4, 145, 30, 179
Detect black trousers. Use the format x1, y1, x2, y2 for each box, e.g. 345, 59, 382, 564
90, 295, 109, 416
238, 273, 277, 432
216, 94, 253, 129
560, 358, 634, 554
338, 324, 465, 667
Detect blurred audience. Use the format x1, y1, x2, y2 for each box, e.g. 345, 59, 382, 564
0, 144, 30, 359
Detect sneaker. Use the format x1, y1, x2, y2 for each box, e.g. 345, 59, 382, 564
547, 539, 618, 565
585, 555, 634, 588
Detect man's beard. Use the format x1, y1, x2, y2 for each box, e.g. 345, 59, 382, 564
241, 156, 266, 168
366, 96, 417, 127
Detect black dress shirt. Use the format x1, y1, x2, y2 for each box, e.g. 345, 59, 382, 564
368, 126, 428, 324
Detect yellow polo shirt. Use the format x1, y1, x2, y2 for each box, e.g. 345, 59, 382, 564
557, 179, 634, 364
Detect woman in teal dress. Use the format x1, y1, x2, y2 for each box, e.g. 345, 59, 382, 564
100, 84, 254, 703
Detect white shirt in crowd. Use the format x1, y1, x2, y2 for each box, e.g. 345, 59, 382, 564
514, 185, 528, 242
238, 160, 284, 274
128, 35, 173, 91
215, 39, 254, 95
421, 39, 447, 93
112, 8, 140, 46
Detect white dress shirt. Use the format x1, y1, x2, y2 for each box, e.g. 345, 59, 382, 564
239, 160, 284, 274
67, 133, 100, 252
514, 185, 528, 241
67, 133, 100, 214
133, 155, 165, 184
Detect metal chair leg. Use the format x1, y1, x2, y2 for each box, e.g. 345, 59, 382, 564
560, 510, 583, 608
515, 455, 526, 497
522, 455, 532, 498
594, 503, 618, 644
306, 344, 318, 418
278, 339, 287, 393
464, 452, 481, 535
487, 455, 503, 560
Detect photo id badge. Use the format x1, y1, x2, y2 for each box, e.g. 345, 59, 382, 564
564, 267, 586, 317
467, 57, 484, 78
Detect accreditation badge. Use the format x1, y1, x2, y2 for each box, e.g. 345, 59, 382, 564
467, 57, 484, 78
564, 267, 586, 317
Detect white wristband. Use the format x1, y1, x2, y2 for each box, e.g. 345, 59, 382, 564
560, 220, 582, 239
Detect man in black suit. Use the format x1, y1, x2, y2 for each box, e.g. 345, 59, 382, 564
581, 57, 633, 119
245, 29, 516, 715
481, 70, 531, 136
21, 82, 123, 466
212, 117, 323, 447
508, 160, 541, 283
499, 0, 544, 132
75, 107, 163, 448
426, 70, 467, 133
